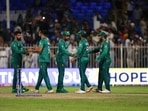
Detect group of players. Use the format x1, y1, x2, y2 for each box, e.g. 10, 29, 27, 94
11, 22, 111, 94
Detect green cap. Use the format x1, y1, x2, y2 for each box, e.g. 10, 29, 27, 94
77, 30, 86, 36
98, 31, 108, 37
62, 31, 70, 36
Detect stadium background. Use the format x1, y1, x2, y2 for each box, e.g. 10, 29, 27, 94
0, 0, 148, 86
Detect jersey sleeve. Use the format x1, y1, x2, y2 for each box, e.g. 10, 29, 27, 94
39, 40, 44, 48
76, 41, 83, 58
11, 42, 26, 54
88, 46, 100, 54
59, 40, 72, 56
96, 42, 109, 61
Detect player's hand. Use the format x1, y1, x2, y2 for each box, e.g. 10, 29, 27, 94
33, 45, 38, 50
71, 57, 76, 63
26, 48, 32, 53
71, 53, 76, 57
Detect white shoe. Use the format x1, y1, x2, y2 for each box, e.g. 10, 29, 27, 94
93, 89, 102, 93
86, 86, 93, 93
46, 89, 54, 93
32, 89, 39, 93
75, 89, 86, 94
101, 89, 111, 94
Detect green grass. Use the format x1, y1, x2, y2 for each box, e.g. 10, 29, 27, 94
0, 86, 148, 111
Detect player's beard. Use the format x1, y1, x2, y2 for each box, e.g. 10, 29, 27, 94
100, 37, 103, 42
100, 36, 106, 42
64, 37, 70, 41
17, 38, 21, 41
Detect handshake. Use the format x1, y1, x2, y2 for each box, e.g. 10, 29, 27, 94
26, 45, 38, 54
26, 47, 34, 54
71, 53, 77, 63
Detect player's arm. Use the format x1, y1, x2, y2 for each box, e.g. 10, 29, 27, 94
96, 43, 109, 61
11, 43, 26, 54
27, 45, 43, 53
59, 40, 72, 56
32, 45, 43, 53
76, 41, 83, 58
28, 40, 43, 53
88, 46, 100, 54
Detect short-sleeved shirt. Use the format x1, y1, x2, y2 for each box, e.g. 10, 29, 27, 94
38, 37, 50, 63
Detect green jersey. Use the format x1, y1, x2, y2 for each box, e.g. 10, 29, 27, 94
97, 40, 111, 62
76, 38, 89, 59
10, 40, 26, 65
56, 39, 72, 63
38, 37, 50, 63
89, 40, 111, 62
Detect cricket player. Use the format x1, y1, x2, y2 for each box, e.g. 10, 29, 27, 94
11, 31, 29, 93
71, 30, 93, 94
89, 31, 111, 93
31, 23, 54, 93
56, 31, 74, 93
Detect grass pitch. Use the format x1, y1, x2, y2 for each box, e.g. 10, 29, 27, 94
0, 86, 148, 111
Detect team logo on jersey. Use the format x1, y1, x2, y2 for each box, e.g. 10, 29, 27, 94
104, 45, 107, 48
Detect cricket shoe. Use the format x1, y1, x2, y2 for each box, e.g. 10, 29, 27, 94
56, 88, 68, 93
75, 89, 86, 94
11, 89, 17, 93
101, 89, 111, 94
22, 87, 29, 93
32, 89, 39, 93
86, 86, 93, 93
12, 88, 29, 93
45, 89, 54, 94
93, 89, 102, 93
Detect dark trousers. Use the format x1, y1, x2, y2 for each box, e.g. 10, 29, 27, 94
12, 63, 23, 90
98, 60, 111, 91
78, 57, 91, 91
35, 62, 52, 90
57, 62, 65, 90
